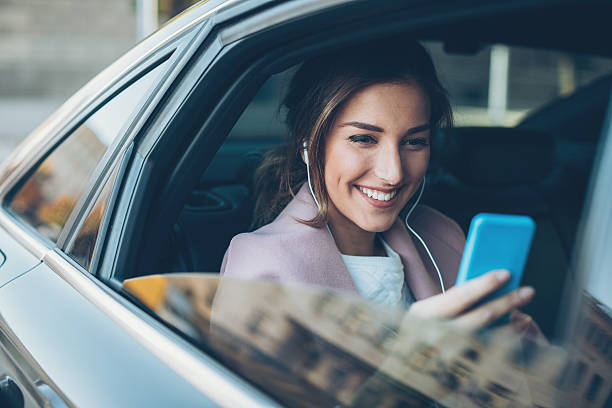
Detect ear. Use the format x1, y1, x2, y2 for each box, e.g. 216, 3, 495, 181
300, 141, 308, 164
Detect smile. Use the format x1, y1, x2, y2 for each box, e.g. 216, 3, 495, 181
357, 186, 397, 202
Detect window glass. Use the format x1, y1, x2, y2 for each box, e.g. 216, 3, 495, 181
8, 60, 168, 242
67, 162, 119, 270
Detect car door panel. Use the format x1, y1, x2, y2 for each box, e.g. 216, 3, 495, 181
0, 227, 42, 288
0, 335, 48, 408
0, 263, 217, 408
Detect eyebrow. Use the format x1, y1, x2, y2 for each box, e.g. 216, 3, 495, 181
341, 121, 431, 136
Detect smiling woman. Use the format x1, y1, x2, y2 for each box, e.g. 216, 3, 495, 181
323, 82, 431, 247
221, 38, 537, 329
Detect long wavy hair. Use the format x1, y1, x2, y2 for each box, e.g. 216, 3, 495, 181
251, 39, 453, 230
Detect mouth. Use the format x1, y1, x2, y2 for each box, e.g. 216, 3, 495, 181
356, 185, 400, 208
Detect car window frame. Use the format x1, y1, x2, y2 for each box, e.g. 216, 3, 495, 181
96, 16, 223, 282
115, 0, 566, 284
54, 54, 175, 249
62, 143, 132, 274
110, 0, 612, 285
558, 90, 612, 340
105, 0, 485, 285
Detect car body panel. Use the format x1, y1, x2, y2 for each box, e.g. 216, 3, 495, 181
0, 223, 42, 288
0, 263, 218, 407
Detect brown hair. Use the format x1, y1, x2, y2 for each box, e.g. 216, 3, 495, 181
251, 39, 452, 229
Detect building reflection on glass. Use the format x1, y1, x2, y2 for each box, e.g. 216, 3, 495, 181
123, 274, 612, 408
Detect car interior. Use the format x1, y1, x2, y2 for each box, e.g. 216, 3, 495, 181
114, 1, 612, 343
148, 54, 610, 339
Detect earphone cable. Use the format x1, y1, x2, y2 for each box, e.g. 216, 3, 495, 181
404, 179, 446, 294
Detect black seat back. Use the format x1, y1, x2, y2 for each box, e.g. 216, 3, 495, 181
426, 127, 580, 337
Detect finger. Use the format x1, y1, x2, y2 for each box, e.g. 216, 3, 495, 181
421, 270, 511, 319
452, 286, 535, 330
409, 269, 510, 319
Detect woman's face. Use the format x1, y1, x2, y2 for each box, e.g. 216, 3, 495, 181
323, 81, 431, 233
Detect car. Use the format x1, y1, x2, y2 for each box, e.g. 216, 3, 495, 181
0, 0, 611, 406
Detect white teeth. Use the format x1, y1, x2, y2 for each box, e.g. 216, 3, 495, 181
358, 186, 397, 202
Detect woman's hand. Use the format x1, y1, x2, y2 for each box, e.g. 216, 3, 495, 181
408, 269, 535, 331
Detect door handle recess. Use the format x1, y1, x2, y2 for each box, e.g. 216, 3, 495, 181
0, 376, 24, 408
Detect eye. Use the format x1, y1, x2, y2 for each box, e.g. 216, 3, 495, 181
348, 134, 377, 144
402, 137, 429, 149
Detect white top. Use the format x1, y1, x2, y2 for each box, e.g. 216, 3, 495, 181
341, 238, 407, 307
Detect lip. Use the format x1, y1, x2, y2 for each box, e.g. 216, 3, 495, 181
355, 185, 400, 208
356, 185, 399, 193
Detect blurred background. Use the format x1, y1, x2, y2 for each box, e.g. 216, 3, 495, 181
2, 0, 612, 160
0, 0, 195, 160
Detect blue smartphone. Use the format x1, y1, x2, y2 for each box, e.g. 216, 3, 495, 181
455, 213, 536, 303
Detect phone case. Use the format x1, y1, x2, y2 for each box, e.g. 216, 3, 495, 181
455, 213, 536, 301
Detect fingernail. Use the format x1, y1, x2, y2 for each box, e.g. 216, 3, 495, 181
496, 270, 510, 281
519, 287, 535, 300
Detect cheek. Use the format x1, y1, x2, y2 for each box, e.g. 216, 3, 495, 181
324, 146, 370, 188
403, 151, 429, 178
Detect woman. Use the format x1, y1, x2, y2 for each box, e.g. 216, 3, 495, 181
221, 39, 536, 330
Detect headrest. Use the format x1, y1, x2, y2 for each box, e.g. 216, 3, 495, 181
435, 127, 555, 187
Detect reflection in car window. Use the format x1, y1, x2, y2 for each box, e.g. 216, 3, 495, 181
8, 60, 168, 242
67, 162, 119, 270
122, 275, 612, 408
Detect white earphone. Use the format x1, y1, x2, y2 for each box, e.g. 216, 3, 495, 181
403, 179, 446, 294
303, 141, 445, 294
303, 141, 321, 209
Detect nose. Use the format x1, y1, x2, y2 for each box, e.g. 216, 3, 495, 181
374, 144, 404, 185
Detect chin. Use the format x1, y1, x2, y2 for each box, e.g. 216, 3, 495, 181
358, 217, 398, 233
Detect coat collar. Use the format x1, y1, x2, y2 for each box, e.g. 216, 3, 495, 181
278, 184, 440, 300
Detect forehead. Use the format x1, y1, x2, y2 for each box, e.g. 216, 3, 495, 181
335, 82, 431, 128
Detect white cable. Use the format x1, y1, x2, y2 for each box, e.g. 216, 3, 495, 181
303, 142, 321, 210
404, 179, 446, 294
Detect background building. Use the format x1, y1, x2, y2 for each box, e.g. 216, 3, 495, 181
0, 0, 197, 160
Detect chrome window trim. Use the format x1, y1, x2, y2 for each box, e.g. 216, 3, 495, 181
64, 144, 133, 274
0, 211, 52, 261
59, 16, 221, 251
220, 0, 355, 45
42, 249, 281, 408
98, 19, 226, 283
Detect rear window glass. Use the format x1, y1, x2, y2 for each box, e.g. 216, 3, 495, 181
7, 61, 168, 242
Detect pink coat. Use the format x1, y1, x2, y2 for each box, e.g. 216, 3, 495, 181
221, 184, 466, 300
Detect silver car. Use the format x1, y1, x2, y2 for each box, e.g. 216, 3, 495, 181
1, 0, 611, 406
